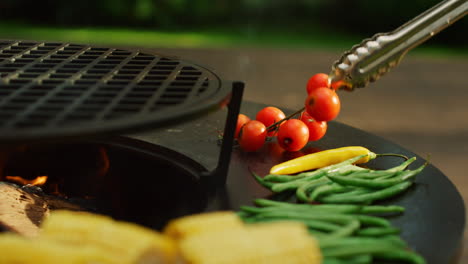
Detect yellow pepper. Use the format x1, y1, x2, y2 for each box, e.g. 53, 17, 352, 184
270, 146, 376, 175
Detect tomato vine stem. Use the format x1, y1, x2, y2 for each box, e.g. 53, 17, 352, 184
266, 107, 305, 132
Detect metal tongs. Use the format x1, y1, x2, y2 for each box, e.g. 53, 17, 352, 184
329, 0, 467, 91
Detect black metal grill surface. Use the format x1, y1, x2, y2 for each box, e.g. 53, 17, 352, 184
0, 40, 229, 142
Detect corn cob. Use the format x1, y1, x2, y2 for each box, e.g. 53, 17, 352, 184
163, 211, 244, 239
178, 221, 322, 264
0, 233, 117, 264
40, 210, 179, 264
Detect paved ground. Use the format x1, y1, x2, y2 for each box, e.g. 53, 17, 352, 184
145, 45, 468, 262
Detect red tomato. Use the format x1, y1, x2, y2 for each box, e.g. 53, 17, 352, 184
238, 120, 267, 152
277, 119, 309, 152
300, 111, 327, 141
305, 87, 340, 122
306, 73, 329, 94
235, 114, 250, 139
330, 80, 347, 91
256, 106, 286, 136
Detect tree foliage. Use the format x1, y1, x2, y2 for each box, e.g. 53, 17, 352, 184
0, 0, 465, 47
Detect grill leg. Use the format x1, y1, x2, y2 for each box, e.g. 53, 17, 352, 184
201, 81, 244, 189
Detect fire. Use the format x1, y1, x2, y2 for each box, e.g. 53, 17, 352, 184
5, 175, 48, 186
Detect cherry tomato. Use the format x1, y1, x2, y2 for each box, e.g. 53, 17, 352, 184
277, 119, 309, 152
330, 80, 348, 91
238, 120, 267, 152
256, 106, 286, 136
300, 111, 327, 141
235, 114, 250, 139
306, 73, 329, 94
305, 87, 340, 122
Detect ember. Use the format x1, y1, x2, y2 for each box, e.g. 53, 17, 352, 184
0, 144, 111, 198
5, 175, 48, 186
0, 139, 208, 236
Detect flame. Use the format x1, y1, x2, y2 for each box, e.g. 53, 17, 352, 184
5, 175, 48, 186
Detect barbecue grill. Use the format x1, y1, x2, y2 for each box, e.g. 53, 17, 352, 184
0, 39, 243, 229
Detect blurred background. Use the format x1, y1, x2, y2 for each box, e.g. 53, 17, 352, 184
1, 0, 467, 262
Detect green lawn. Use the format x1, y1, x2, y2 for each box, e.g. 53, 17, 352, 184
0, 22, 465, 57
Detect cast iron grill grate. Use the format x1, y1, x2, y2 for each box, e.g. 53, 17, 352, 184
0, 40, 229, 142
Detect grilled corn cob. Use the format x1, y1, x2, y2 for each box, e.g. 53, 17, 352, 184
164, 211, 244, 239
40, 210, 179, 264
0, 233, 117, 264
178, 221, 322, 264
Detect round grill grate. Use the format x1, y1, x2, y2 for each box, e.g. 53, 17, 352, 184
0, 40, 230, 142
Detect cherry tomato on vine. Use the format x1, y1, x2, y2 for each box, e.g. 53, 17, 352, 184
306, 73, 329, 94
238, 120, 267, 152
300, 111, 327, 141
305, 87, 340, 122
235, 114, 250, 139
277, 119, 309, 152
256, 106, 286, 136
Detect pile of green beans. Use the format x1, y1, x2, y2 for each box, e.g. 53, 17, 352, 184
239, 199, 425, 264
253, 155, 427, 204
244, 154, 429, 263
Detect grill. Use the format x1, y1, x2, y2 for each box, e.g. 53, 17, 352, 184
0, 40, 244, 230
0, 40, 235, 143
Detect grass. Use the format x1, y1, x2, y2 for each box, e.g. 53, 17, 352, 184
0, 22, 466, 57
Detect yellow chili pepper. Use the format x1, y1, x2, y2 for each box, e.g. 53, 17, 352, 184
270, 146, 376, 175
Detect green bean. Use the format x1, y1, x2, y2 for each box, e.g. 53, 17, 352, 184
251, 211, 355, 225
328, 164, 369, 175
319, 236, 404, 248
308, 228, 330, 238
239, 216, 258, 223
385, 156, 417, 172
254, 198, 293, 207
236, 211, 251, 218
375, 173, 399, 180
321, 154, 370, 171
322, 188, 373, 199
243, 216, 342, 232
254, 199, 364, 213
251, 202, 371, 216
319, 181, 413, 204
379, 235, 408, 248
348, 157, 417, 179
296, 177, 330, 201
309, 183, 353, 201
322, 243, 403, 258
323, 255, 372, 264
271, 171, 327, 192
359, 205, 405, 214
328, 219, 360, 238
239, 205, 271, 214
301, 219, 343, 232
251, 172, 274, 189
374, 161, 427, 181
347, 170, 397, 179
263, 174, 305, 182
328, 164, 424, 188
375, 249, 426, 264
253, 199, 404, 216
327, 174, 411, 189
356, 227, 400, 236
354, 215, 392, 227
301, 204, 362, 213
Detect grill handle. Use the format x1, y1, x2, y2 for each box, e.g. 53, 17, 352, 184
329, 0, 467, 90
